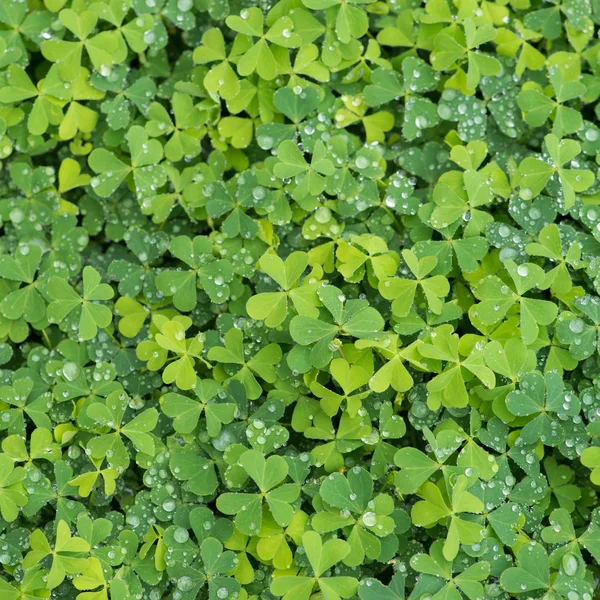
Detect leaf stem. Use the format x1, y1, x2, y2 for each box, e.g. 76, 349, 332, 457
103, 327, 122, 348
41, 328, 53, 350
381, 205, 402, 231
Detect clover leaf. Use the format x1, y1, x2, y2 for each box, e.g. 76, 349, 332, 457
146, 92, 207, 162
290, 284, 384, 368
470, 260, 559, 345
431, 20, 501, 93
500, 541, 592, 598
417, 325, 495, 408
506, 370, 580, 446
313, 466, 395, 566
136, 315, 207, 390
155, 235, 233, 309
226, 7, 301, 80
46, 266, 113, 340
0, 454, 27, 522
518, 134, 594, 209
0, 244, 45, 324
161, 378, 236, 437
208, 327, 281, 399
22, 520, 89, 589
86, 389, 158, 470
216, 449, 299, 535
88, 125, 165, 198
379, 250, 449, 317
274, 139, 334, 201
270, 531, 358, 600
517, 69, 586, 138
554, 297, 599, 362
410, 540, 490, 599
246, 251, 319, 327
411, 474, 484, 561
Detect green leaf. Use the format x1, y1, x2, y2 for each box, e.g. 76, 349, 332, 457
500, 542, 549, 593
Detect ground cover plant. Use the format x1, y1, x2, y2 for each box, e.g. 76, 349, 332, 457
3, 0, 600, 599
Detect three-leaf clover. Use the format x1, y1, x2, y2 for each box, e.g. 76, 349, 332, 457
0, 65, 71, 135
309, 357, 370, 417
136, 315, 207, 390
155, 235, 234, 309
410, 540, 491, 600
193, 28, 241, 100
145, 92, 207, 162
336, 234, 399, 285
0, 377, 52, 435
205, 172, 273, 239
273, 140, 334, 201
430, 20, 501, 92
88, 125, 165, 198
0, 244, 46, 324
312, 466, 395, 566
207, 327, 282, 400
22, 520, 90, 589
525, 223, 583, 294
161, 378, 236, 437
518, 134, 594, 209
394, 428, 464, 494
417, 325, 495, 408
556, 295, 600, 360
506, 370, 580, 446
411, 474, 484, 561
500, 542, 591, 597
517, 70, 586, 138
270, 530, 358, 600
166, 537, 240, 600
86, 389, 158, 470
46, 266, 114, 340
41, 9, 117, 80
246, 251, 319, 327
430, 170, 493, 235
0, 454, 27, 522
379, 250, 449, 317
225, 7, 301, 80
469, 260, 559, 345
216, 449, 299, 535
290, 285, 384, 368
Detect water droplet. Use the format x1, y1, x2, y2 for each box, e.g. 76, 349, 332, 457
562, 553, 578, 576
63, 362, 81, 382
362, 512, 377, 527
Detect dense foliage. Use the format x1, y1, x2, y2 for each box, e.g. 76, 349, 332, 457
3, 0, 600, 599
